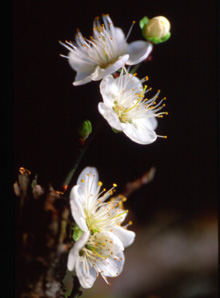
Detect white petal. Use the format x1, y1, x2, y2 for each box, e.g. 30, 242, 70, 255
77, 167, 99, 194
111, 225, 135, 248
114, 27, 128, 54
98, 231, 124, 253
126, 41, 153, 65
67, 231, 90, 271
123, 121, 157, 144
67, 247, 78, 272
115, 73, 143, 95
68, 51, 95, 72
92, 54, 129, 81
98, 103, 125, 131
136, 116, 158, 131
100, 75, 118, 108
75, 255, 97, 288
114, 27, 126, 44
73, 69, 95, 86
96, 250, 125, 278
69, 185, 88, 232
145, 115, 158, 130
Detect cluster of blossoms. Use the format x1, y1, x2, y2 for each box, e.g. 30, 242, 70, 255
60, 14, 168, 145
60, 13, 170, 290
68, 167, 135, 288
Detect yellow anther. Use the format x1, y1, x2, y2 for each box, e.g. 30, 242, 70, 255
164, 135, 168, 139
129, 221, 133, 225
98, 181, 103, 186
113, 183, 117, 187
81, 179, 84, 183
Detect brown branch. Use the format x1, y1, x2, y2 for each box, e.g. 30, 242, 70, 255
122, 166, 156, 197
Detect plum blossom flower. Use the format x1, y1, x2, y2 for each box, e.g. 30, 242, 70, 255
69, 167, 135, 247
60, 14, 153, 86
67, 230, 125, 288
98, 68, 167, 144
67, 166, 135, 288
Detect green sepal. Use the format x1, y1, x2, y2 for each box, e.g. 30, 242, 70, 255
112, 128, 122, 134
144, 32, 171, 44
139, 16, 149, 29
91, 228, 98, 234
72, 224, 83, 242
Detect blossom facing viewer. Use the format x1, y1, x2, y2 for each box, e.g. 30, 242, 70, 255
98, 69, 167, 144
60, 14, 153, 86
67, 230, 125, 288
67, 166, 135, 288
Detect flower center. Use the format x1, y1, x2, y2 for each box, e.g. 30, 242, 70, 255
83, 233, 114, 260
112, 85, 147, 123
113, 103, 132, 123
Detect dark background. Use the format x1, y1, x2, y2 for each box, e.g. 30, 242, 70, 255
10, 0, 219, 297
13, 0, 218, 221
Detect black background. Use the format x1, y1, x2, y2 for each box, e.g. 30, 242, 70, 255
12, 0, 218, 224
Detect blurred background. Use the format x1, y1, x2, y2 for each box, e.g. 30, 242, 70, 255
11, 0, 218, 297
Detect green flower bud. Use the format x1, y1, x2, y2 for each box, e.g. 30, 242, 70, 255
78, 120, 92, 140
141, 16, 171, 44
72, 224, 83, 242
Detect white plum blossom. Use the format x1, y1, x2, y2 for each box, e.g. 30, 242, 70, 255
60, 14, 153, 86
69, 167, 135, 246
67, 166, 135, 288
67, 230, 125, 288
98, 69, 167, 144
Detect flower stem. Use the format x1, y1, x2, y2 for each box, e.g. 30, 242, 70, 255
61, 123, 101, 191
129, 63, 141, 74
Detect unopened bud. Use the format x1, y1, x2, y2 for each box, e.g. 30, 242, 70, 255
78, 120, 92, 140
140, 16, 171, 44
